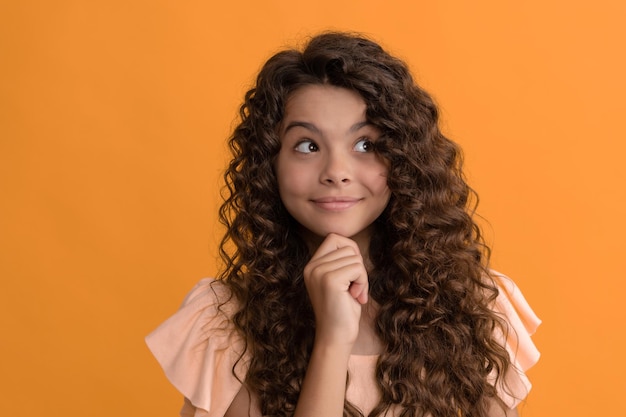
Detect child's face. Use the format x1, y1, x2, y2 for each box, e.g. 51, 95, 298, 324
275, 84, 391, 246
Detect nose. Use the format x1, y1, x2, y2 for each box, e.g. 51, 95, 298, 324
320, 151, 351, 185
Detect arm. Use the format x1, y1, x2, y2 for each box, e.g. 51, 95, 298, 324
224, 343, 353, 417
226, 234, 367, 417
294, 234, 369, 417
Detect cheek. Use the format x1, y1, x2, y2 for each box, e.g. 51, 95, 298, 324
370, 165, 390, 193
276, 162, 306, 197
371, 168, 392, 207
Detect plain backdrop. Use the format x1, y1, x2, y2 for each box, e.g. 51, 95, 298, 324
1, 1, 625, 415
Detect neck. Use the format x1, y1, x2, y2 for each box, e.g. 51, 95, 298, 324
351, 300, 382, 355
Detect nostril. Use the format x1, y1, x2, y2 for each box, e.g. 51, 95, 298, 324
321, 171, 351, 184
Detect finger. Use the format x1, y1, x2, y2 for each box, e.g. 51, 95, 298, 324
348, 271, 369, 304
322, 260, 368, 296
312, 233, 360, 259
306, 254, 365, 286
308, 246, 362, 268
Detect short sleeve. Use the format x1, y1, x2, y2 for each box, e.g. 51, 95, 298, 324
146, 279, 249, 417
490, 271, 542, 409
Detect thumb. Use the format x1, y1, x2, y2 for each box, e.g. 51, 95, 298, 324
349, 278, 369, 304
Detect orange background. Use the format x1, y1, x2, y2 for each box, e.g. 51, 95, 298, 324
1, 1, 625, 415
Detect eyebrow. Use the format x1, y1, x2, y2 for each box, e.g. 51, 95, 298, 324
282, 120, 371, 135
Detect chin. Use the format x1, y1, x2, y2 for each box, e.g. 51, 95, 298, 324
319, 225, 371, 240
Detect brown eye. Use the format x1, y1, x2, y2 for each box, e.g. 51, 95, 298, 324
354, 138, 373, 153
294, 140, 319, 153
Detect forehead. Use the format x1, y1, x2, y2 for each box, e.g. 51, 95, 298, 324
282, 85, 368, 131
286, 85, 365, 113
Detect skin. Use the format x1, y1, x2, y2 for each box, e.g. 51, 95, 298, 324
224, 85, 518, 417
274, 84, 391, 255
278, 85, 389, 417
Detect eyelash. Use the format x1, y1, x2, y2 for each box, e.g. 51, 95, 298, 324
293, 138, 375, 154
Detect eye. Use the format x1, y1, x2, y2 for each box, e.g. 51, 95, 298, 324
294, 140, 319, 154
354, 138, 374, 153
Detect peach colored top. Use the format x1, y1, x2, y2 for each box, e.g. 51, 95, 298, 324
146, 272, 540, 417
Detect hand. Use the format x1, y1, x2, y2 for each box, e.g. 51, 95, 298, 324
303, 233, 369, 350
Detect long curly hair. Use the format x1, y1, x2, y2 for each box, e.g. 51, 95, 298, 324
217, 32, 512, 417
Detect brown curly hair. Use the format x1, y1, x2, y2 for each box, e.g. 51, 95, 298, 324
217, 32, 512, 417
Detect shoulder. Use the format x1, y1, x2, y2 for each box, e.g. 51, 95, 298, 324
490, 271, 541, 366
146, 278, 249, 417
147, 278, 240, 351
179, 278, 238, 317
488, 270, 541, 409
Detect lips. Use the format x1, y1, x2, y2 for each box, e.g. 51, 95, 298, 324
311, 197, 361, 211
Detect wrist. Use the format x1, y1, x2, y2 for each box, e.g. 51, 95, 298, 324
312, 334, 354, 361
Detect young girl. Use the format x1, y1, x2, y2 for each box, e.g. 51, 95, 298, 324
146, 32, 540, 417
